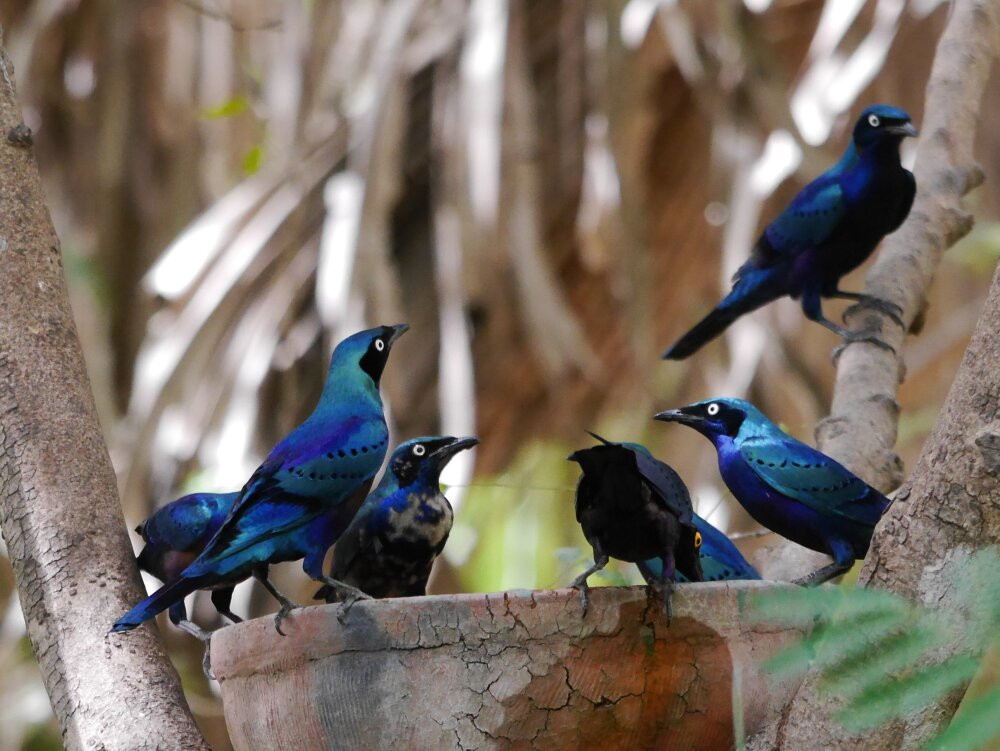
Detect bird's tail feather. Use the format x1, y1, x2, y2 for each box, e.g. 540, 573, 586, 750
662, 305, 741, 360
111, 575, 209, 633
663, 274, 781, 360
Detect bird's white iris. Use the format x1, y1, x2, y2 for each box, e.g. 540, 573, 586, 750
868, 114, 880, 127
374, 339, 385, 351
413, 444, 426, 456
707, 403, 720, 416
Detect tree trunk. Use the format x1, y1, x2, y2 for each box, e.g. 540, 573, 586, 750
758, 1, 1000, 748
0, 37, 208, 750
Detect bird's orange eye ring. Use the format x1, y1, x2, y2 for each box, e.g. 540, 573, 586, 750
694, 531, 703, 549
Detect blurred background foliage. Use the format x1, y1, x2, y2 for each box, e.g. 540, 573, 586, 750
0, 0, 998, 748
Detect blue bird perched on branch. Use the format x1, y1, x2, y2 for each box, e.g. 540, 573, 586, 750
567, 432, 703, 619
133, 491, 240, 640
315, 435, 478, 606
655, 398, 892, 586
663, 104, 917, 360
113, 323, 408, 636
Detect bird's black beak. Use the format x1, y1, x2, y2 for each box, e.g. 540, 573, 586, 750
433, 436, 479, 462
886, 122, 918, 138
387, 323, 410, 346
653, 409, 703, 427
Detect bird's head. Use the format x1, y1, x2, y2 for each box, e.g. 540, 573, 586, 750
853, 104, 918, 149
327, 323, 409, 391
567, 431, 628, 472
654, 397, 759, 441
389, 435, 479, 487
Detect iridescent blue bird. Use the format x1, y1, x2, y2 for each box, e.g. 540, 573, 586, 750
663, 105, 917, 360
315, 435, 478, 603
134, 491, 240, 639
655, 398, 892, 585
567, 433, 703, 618
113, 323, 408, 635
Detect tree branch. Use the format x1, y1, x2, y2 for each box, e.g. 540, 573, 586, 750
0, 36, 208, 750
759, 2, 1000, 749
815, 0, 994, 492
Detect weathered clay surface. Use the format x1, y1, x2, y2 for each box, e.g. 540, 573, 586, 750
213, 582, 803, 750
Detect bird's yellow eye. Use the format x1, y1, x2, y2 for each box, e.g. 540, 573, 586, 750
694, 531, 703, 549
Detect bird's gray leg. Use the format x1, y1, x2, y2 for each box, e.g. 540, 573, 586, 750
168, 600, 213, 641
211, 587, 243, 624
253, 567, 300, 636
569, 548, 610, 618
659, 553, 675, 624
792, 560, 853, 587
167, 602, 216, 679
174, 618, 212, 641
793, 540, 855, 587
802, 289, 895, 360
831, 289, 904, 328
636, 556, 675, 623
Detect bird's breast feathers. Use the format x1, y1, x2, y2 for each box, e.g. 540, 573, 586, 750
383, 492, 453, 547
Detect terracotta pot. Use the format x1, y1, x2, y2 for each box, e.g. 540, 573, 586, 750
212, 582, 803, 750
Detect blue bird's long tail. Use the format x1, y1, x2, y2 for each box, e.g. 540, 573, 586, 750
111, 575, 210, 633
663, 304, 743, 360
663, 265, 784, 360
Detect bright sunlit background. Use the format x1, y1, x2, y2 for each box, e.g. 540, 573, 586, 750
1, 0, 999, 748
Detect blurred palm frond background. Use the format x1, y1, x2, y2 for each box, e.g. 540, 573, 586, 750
1, 0, 999, 748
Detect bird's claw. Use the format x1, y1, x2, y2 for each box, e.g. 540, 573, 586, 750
842, 297, 904, 329
335, 591, 371, 625
831, 331, 896, 365
273, 600, 298, 636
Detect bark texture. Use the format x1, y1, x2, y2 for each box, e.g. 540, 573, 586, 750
213, 584, 805, 751
761, 3, 1000, 748
0, 39, 208, 750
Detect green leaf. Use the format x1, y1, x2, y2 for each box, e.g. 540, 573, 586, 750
201, 95, 250, 119
839, 657, 980, 731
750, 584, 908, 628
926, 683, 1000, 751
819, 625, 942, 699
243, 143, 265, 175
749, 586, 846, 626
763, 608, 913, 679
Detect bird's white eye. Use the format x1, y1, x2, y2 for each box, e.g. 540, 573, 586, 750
374, 339, 385, 352
706, 403, 720, 416
413, 444, 426, 456
868, 114, 881, 127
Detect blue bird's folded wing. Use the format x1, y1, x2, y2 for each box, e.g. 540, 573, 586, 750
738, 436, 885, 526
757, 180, 847, 261
143, 492, 239, 552
631, 450, 694, 526
693, 515, 760, 581
189, 415, 388, 574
